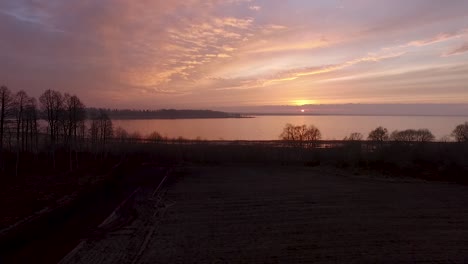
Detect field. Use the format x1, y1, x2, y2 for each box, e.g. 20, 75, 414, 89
60, 164, 468, 263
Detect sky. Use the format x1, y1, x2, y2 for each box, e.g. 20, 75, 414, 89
1, 0, 468, 110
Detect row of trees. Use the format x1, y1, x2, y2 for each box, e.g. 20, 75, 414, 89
366, 127, 435, 142
0, 86, 116, 172
281, 123, 468, 144
365, 126, 466, 142
0, 87, 40, 153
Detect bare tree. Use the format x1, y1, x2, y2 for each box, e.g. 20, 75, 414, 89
344, 132, 363, 141
367, 126, 389, 142
89, 110, 113, 157
39, 90, 63, 145
304, 125, 321, 141
148, 131, 163, 142
415, 129, 435, 142
13, 91, 31, 176
89, 119, 99, 147
0, 86, 13, 152
0, 85, 13, 170
14, 91, 29, 151
39, 90, 63, 168
451, 122, 468, 142
62, 94, 86, 170
280, 124, 321, 147
114, 127, 129, 143
303, 125, 321, 147
69, 95, 86, 144
390, 129, 435, 142
24, 97, 39, 153
129, 131, 142, 143
280, 123, 296, 141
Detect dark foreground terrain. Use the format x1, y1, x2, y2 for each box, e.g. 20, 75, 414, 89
0, 163, 168, 264
60, 165, 468, 263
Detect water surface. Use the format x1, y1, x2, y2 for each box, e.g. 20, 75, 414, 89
113, 115, 468, 140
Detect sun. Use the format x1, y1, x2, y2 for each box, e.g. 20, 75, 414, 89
301, 109, 305, 113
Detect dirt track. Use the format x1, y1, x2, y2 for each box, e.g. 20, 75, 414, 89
61, 165, 468, 263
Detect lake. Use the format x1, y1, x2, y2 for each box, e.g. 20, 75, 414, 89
112, 115, 468, 141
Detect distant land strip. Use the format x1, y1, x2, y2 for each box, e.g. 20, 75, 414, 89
87, 108, 249, 119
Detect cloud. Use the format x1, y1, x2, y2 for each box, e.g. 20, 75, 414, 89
249, 5, 261, 11
194, 27, 468, 92
243, 38, 329, 54
217, 53, 232, 58
357, 0, 468, 37
444, 43, 468, 56
204, 50, 405, 92
262, 51, 406, 85
214, 17, 254, 29
404, 29, 467, 47
1, 0, 264, 98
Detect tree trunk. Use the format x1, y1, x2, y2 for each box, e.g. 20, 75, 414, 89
15, 148, 19, 178
0, 97, 5, 171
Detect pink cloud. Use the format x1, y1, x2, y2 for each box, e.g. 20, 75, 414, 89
404, 29, 467, 47
444, 43, 468, 56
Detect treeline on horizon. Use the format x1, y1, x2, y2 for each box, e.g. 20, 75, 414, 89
90, 108, 243, 119
278, 123, 468, 144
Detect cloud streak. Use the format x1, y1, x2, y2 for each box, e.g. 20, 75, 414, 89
444, 43, 468, 56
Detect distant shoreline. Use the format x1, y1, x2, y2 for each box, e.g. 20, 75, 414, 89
240, 113, 468, 117
88, 108, 253, 120
109, 113, 468, 119
110, 116, 254, 120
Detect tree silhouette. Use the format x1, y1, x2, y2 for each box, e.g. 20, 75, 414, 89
24, 97, 39, 153
367, 126, 389, 141
14, 91, 29, 151
90, 109, 113, 157
280, 124, 321, 147
39, 89, 63, 168
344, 132, 363, 141
148, 131, 164, 142
390, 129, 435, 142
114, 127, 129, 143
0, 86, 13, 170
39, 90, 63, 145
280, 123, 296, 141
451, 122, 468, 142
13, 91, 30, 176
60, 93, 86, 170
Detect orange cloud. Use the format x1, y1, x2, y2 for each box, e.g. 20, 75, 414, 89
263, 52, 406, 85
244, 38, 330, 54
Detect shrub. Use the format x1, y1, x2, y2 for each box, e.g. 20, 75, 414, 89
390, 129, 435, 142
367, 126, 388, 141
280, 124, 321, 147
451, 122, 468, 142
147, 131, 164, 142
344, 132, 363, 141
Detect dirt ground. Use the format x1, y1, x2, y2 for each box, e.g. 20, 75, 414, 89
61, 165, 468, 263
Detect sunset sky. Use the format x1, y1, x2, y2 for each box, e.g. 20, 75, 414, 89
1, 0, 468, 109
